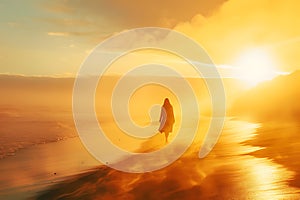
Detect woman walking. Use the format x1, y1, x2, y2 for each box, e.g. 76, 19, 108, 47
159, 98, 175, 143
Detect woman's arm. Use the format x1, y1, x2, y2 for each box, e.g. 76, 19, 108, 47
159, 107, 163, 122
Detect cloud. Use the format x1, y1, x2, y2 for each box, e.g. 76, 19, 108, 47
174, 0, 300, 71
7, 22, 19, 28
40, 0, 227, 37
41, 0, 300, 72
41, 18, 95, 27
40, 1, 74, 14
47, 32, 70, 37
47, 31, 105, 38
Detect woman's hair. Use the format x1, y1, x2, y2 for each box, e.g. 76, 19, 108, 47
163, 98, 171, 106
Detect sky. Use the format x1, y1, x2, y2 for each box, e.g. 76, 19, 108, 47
1, 0, 300, 79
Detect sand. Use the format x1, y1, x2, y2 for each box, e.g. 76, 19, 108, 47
33, 120, 300, 199
0, 137, 100, 200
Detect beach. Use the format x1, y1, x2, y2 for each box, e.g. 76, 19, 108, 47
30, 119, 300, 199
1, 74, 300, 199
0, 136, 100, 200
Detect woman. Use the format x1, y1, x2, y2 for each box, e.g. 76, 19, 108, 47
159, 98, 175, 143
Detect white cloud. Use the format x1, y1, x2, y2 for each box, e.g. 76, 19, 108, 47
47, 32, 69, 37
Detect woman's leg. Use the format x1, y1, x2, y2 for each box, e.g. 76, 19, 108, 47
165, 132, 169, 143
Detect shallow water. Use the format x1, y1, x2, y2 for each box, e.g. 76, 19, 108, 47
34, 119, 300, 199
202, 120, 299, 199
1, 112, 299, 199
0, 137, 100, 199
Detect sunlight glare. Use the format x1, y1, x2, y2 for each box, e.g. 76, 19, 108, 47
234, 48, 277, 86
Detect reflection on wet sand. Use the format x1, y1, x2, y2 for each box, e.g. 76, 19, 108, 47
35, 120, 300, 199
244, 158, 296, 199
246, 122, 300, 193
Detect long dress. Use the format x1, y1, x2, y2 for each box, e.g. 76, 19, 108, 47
159, 104, 175, 133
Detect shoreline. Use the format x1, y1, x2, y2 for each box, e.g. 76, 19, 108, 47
2, 118, 300, 199
0, 137, 101, 200
33, 119, 300, 199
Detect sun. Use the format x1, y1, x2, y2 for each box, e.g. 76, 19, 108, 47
233, 48, 277, 86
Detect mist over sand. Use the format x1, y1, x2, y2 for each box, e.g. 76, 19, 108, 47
35, 120, 300, 200
1, 74, 300, 199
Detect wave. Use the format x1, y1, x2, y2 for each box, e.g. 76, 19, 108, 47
0, 135, 78, 160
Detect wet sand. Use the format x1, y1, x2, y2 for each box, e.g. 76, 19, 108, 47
0, 137, 100, 200
246, 122, 300, 190
34, 120, 300, 199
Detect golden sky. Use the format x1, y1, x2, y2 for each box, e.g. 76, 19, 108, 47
1, 0, 300, 79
